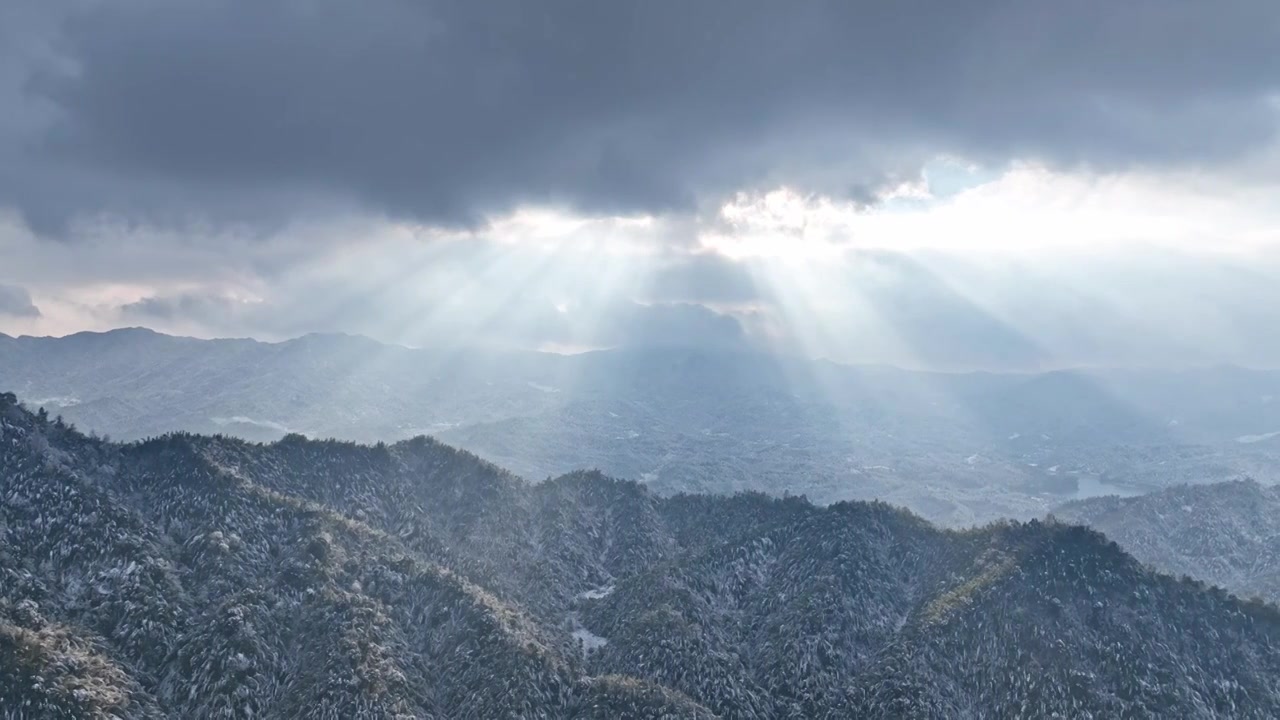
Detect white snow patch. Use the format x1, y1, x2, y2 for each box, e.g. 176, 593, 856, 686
405, 421, 458, 434
568, 608, 610, 657
573, 627, 608, 654
1008, 432, 1021, 440
965, 454, 981, 465
578, 584, 615, 600
1236, 430, 1280, 444
24, 396, 81, 408
212, 416, 291, 433
1047, 465, 1060, 473
526, 381, 561, 393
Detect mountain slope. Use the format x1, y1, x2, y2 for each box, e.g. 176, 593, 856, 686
1054, 479, 1280, 603
0, 393, 709, 718
579, 507, 1280, 718
3, 392, 1280, 717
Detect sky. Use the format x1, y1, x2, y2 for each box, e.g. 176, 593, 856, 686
2, 0, 1279, 369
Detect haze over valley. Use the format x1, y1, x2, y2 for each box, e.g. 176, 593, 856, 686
5, 328, 1280, 528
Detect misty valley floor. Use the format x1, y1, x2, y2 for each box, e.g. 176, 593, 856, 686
6, 329, 1280, 531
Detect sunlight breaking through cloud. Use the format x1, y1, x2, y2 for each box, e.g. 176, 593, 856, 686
699, 164, 1280, 258
4, 162, 1280, 369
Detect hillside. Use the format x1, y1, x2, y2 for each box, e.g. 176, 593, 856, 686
1054, 480, 1280, 604
5, 329, 1280, 527
4, 393, 1280, 717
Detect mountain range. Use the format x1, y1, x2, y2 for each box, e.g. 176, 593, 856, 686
4, 328, 1280, 526
1055, 479, 1280, 604
3, 393, 1280, 718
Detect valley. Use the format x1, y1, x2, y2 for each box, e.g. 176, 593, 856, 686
4, 329, 1278, 527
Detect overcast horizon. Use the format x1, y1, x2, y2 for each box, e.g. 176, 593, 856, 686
3, 0, 1279, 370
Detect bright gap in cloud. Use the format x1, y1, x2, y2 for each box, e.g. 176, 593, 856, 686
699, 163, 1280, 259
4, 162, 1280, 369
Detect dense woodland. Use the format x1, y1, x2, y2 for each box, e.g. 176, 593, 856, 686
3, 391, 1280, 718
1055, 479, 1280, 604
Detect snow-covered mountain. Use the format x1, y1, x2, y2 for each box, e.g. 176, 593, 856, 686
4, 394, 1279, 717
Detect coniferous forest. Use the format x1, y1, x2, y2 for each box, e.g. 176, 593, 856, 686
3, 391, 1279, 718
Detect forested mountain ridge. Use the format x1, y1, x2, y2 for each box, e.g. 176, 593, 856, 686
0, 393, 712, 718
3, 392, 1280, 718
1054, 479, 1280, 604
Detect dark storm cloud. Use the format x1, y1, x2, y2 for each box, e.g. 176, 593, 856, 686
0, 284, 40, 318
2, 0, 1277, 233
120, 294, 227, 323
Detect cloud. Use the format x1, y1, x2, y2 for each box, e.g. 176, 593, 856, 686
0, 284, 40, 318
0, 0, 1277, 372
5, 177, 1280, 370
2, 0, 1277, 234
5, 152, 1280, 369
120, 292, 245, 326
701, 166, 1280, 256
